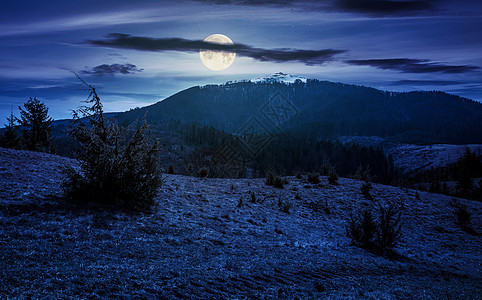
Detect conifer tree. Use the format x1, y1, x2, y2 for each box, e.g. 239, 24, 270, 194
18, 97, 53, 152
0, 111, 20, 149
64, 77, 161, 209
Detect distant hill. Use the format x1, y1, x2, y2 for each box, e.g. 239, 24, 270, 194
116, 75, 482, 144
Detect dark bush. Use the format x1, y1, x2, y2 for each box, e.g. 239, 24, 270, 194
346, 204, 403, 253
355, 165, 373, 182
63, 78, 161, 210
328, 169, 338, 185
361, 181, 373, 200
308, 198, 330, 214
450, 199, 472, 229
199, 167, 209, 178
168, 165, 175, 174
278, 196, 291, 213
266, 170, 285, 189
249, 191, 256, 203
377, 204, 403, 250
308, 173, 320, 184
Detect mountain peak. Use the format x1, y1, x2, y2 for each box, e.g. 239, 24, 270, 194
250, 72, 307, 84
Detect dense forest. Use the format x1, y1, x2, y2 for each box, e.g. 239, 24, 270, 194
173, 122, 397, 184
117, 79, 482, 144
407, 148, 482, 201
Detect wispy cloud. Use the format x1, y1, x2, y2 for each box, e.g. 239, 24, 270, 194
346, 58, 479, 74
387, 79, 464, 86
195, 0, 436, 16
0, 10, 163, 37
88, 33, 345, 65
337, 0, 433, 15
81, 63, 143, 76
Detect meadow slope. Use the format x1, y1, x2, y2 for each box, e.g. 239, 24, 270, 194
0, 147, 480, 299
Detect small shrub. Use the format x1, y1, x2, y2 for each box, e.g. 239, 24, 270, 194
295, 171, 302, 179
278, 196, 291, 213
294, 192, 301, 200
355, 165, 373, 182
328, 169, 338, 185
237, 197, 243, 208
307, 173, 320, 184
249, 191, 256, 203
346, 209, 377, 249
450, 199, 473, 232
377, 204, 403, 250
266, 170, 285, 189
309, 198, 330, 214
320, 160, 333, 176
199, 167, 209, 178
361, 181, 373, 200
168, 164, 175, 174
346, 204, 403, 253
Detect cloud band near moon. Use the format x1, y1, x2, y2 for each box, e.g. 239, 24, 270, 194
87, 33, 345, 65
346, 59, 479, 74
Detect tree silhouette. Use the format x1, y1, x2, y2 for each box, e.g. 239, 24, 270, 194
18, 97, 53, 152
0, 111, 20, 149
64, 77, 162, 209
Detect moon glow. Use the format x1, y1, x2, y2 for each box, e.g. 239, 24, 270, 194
200, 34, 236, 71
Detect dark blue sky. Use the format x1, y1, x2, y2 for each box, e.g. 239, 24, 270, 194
1, 0, 481, 122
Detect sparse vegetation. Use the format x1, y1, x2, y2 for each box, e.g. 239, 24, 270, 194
450, 199, 476, 234
278, 195, 291, 213
355, 165, 373, 182
308, 198, 330, 214
328, 169, 338, 185
265, 170, 286, 189
307, 172, 320, 184
199, 167, 209, 178
168, 164, 175, 174
63, 78, 161, 210
361, 181, 373, 200
346, 204, 403, 254
249, 191, 256, 203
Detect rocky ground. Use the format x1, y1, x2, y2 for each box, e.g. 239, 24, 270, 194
0, 147, 481, 299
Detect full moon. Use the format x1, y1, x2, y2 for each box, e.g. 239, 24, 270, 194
200, 34, 236, 71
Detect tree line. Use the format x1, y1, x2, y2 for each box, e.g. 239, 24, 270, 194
0, 97, 53, 152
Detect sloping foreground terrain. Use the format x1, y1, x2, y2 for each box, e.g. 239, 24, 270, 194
0, 147, 481, 299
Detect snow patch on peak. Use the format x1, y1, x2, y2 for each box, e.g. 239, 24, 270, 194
251, 72, 307, 84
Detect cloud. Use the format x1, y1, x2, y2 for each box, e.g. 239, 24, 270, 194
337, 0, 433, 15
346, 58, 479, 74
81, 63, 143, 75
193, 0, 436, 16
387, 79, 464, 86
87, 33, 345, 66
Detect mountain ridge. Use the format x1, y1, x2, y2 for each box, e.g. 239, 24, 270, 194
116, 76, 482, 144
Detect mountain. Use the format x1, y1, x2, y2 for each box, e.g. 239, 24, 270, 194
116, 74, 482, 144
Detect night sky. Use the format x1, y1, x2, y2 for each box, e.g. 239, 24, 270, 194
1, 0, 481, 122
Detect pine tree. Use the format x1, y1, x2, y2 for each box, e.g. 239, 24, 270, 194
64, 77, 162, 209
18, 97, 53, 152
0, 111, 20, 149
